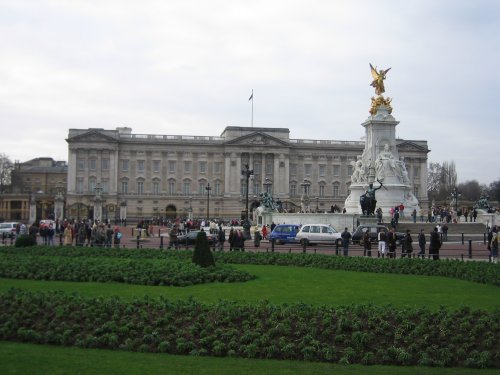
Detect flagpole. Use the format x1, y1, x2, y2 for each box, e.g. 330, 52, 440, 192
250, 89, 254, 127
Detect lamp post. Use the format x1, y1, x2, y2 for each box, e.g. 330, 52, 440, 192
241, 164, 254, 238
451, 186, 461, 213
205, 183, 211, 221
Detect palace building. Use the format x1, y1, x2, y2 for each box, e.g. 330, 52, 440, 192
65, 126, 429, 222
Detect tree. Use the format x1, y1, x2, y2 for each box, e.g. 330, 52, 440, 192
192, 231, 215, 267
427, 161, 457, 202
457, 180, 484, 202
487, 179, 500, 202
0, 154, 14, 193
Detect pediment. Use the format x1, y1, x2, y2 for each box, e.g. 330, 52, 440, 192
396, 141, 428, 153
225, 132, 289, 147
67, 129, 118, 144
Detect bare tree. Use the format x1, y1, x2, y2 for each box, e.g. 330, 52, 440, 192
0, 153, 14, 193
427, 161, 458, 202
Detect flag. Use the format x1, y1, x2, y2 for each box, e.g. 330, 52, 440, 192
248, 91, 253, 101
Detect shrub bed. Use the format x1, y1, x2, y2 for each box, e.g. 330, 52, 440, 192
0, 289, 498, 368
0, 254, 254, 286
1, 247, 498, 286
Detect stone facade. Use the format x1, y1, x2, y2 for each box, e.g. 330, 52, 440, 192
65, 126, 429, 223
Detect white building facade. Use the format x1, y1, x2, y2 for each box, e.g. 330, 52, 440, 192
65, 126, 429, 223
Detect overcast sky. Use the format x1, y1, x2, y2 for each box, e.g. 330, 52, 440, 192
1, 0, 498, 184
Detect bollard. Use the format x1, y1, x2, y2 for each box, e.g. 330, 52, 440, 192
314, 248, 317, 254
131, 228, 134, 236
160, 236, 163, 249
289, 248, 291, 253
302, 241, 307, 253
468, 239, 472, 259
136, 235, 140, 249
335, 242, 339, 256
483, 232, 487, 245
59, 233, 63, 246
461, 254, 463, 261
271, 238, 275, 252
461, 233, 464, 245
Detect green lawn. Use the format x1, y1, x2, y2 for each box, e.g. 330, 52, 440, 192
1, 264, 499, 310
1, 341, 498, 375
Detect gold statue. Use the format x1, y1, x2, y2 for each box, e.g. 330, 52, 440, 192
370, 63, 391, 96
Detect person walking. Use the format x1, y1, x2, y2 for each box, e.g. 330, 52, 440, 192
417, 229, 426, 258
429, 227, 441, 260
377, 229, 387, 258
387, 227, 397, 258
217, 227, 226, 251
341, 227, 351, 256
362, 231, 372, 257
402, 229, 413, 258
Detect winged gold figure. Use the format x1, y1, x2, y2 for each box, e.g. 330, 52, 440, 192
370, 63, 391, 96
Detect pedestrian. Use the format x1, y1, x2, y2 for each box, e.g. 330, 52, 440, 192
377, 229, 386, 258
47, 223, 55, 246
113, 226, 122, 248
491, 228, 498, 263
418, 229, 426, 258
401, 229, 413, 257
167, 225, 179, 249
387, 227, 397, 258
63, 224, 73, 246
362, 231, 371, 257
411, 209, 417, 223
442, 223, 448, 241
341, 227, 351, 256
261, 225, 268, 240
217, 227, 226, 251
376, 207, 383, 223
253, 230, 262, 248
429, 227, 441, 260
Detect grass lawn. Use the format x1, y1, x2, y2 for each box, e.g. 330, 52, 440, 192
1, 341, 499, 375
1, 264, 499, 310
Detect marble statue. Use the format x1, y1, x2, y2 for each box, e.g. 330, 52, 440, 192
375, 144, 397, 179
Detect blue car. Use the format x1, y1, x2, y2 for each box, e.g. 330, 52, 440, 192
268, 224, 300, 244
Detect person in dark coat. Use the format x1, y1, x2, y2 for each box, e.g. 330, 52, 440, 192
429, 227, 441, 260
341, 227, 351, 256
418, 229, 426, 258
387, 227, 397, 258
362, 231, 372, 257
401, 229, 413, 258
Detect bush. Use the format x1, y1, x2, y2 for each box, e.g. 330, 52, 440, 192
14, 235, 37, 248
192, 231, 215, 268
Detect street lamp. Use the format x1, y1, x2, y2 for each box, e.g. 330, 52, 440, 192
451, 186, 461, 213
205, 183, 211, 221
241, 164, 254, 238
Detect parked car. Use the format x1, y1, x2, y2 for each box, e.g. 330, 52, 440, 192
351, 224, 404, 245
268, 224, 300, 244
295, 224, 342, 246
0, 222, 19, 238
177, 230, 217, 246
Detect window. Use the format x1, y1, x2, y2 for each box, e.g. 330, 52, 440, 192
304, 164, 312, 177
199, 181, 206, 195
183, 181, 191, 195
168, 161, 176, 173
214, 162, 223, 174
347, 165, 353, 176
76, 178, 84, 193
414, 186, 419, 198
101, 180, 108, 193
137, 160, 145, 173
319, 164, 325, 177
88, 177, 96, 193
265, 162, 273, 174
184, 161, 192, 173
253, 182, 260, 195
89, 159, 97, 171
101, 159, 109, 171
153, 181, 160, 195
319, 184, 325, 197
333, 165, 340, 177
137, 181, 144, 194
253, 163, 261, 175
199, 161, 207, 174
121, 180, 128, 194
121, 159, 129, 172
214, 182, 221, 195
290, 184, 297, 197
153, 160, 160, 173
413, 166, 420, 178
168, 180, 176, 195
333, 183, 340, 198
77, 159, 85, 171
290, 164, 297, 175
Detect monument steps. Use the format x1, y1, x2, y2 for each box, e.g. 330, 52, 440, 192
382, 222, 487, 235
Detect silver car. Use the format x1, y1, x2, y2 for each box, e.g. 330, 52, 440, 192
295, 224, 342, 246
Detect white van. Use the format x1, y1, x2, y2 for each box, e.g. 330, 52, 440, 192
0, 222, 19, 237
295, 224, 342, 246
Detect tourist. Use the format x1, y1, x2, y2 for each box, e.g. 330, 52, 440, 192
341, 227, 351, 256
442, 223, 448, 242
63, 224, 73, 246
401, 229, 413, 257
429, 227, 441, 260
113, 226, 122, 248
362, 231, 371, 257
387, 227, 397, 258
377, 228, 386, 258
217, 227, 226, 250
490, 227, 498, 263
418, 229, 426, 258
